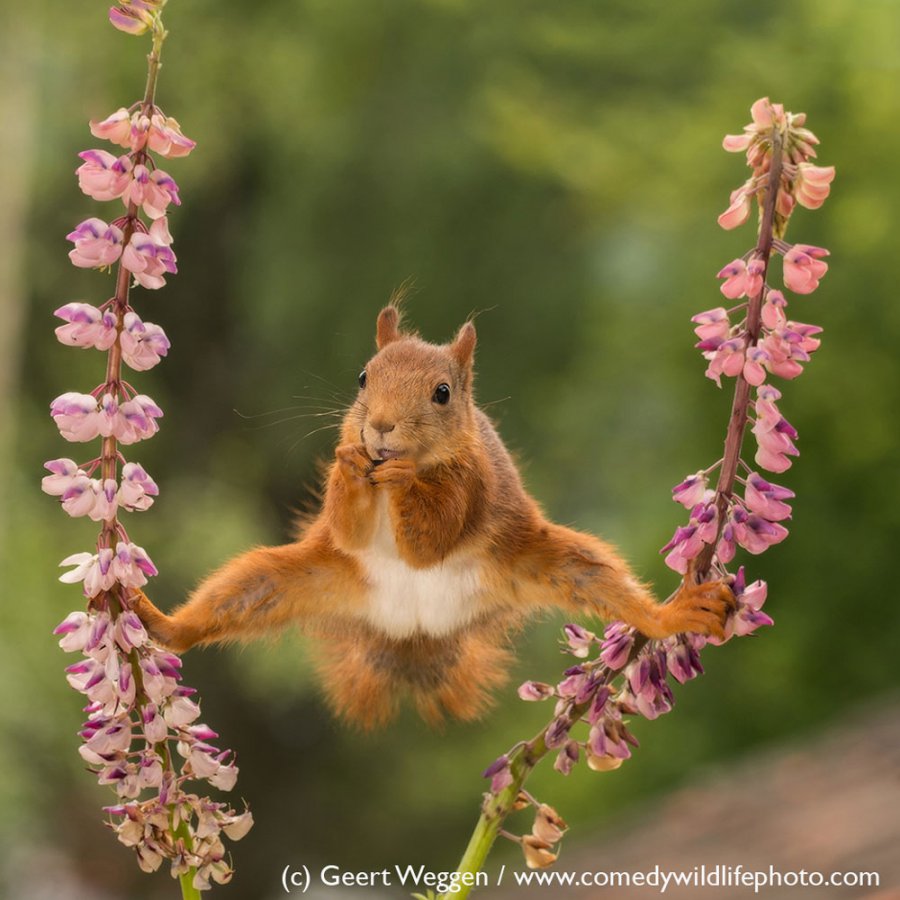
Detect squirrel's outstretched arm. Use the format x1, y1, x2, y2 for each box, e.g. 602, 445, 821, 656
131, 526, 361, 653
501, 521, 733, 639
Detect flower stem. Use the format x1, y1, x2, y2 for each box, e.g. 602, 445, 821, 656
98, 24, 165, 552
693, 129, 784, 579
439, 637, 649, 900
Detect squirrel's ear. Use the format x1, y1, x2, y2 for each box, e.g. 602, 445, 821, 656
451, 321, 477, 369
375, 306, 401, 349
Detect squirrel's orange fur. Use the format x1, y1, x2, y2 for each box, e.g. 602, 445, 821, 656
133, 306, 733, 728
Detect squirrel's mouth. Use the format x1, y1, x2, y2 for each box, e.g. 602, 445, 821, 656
375, 448, 405, 461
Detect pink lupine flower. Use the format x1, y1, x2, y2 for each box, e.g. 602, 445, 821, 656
50, 392, 102, 442
89, 108, 133, 148
112, 541, 158, 588
744, 473, 794, 521
719, 522, 739, 564
599, 622, 635, 670
67, 218, 125, 269
661, 502, 717, 573
716, 257, 764, 299
703, 337, 745, 387
122, 164, 181, 219
54, 610, 93, 652
114, 611, 148, 652
665, 636, 704, 684
141, 704, 168, 744
707, 569, 773, 644
759, 330, 806, 380
147, 113, 196, 158
518, 681, 555, 702
59, 548, 116, 597
782, 244, 829, 294
794, 163, 835, 210
722, 132, 752, 153
54, 302, 118, 351
116, 394, 163, 444
743, 346, 769, 385
122, 218, 177, 289
717, 186, 752, 230
562, 623, 596, 658
671, 471, 709, 508
750, 96, 779, 128
77, 150, 133, 201
761, 290, 788, 330
164, 690, 202, 726
120, 312, 170, 371
109, 2, 155, 35
730, 508, 789, 554
691, 307, 731, 345
753, 386, 800, 473
42, 458, 83, 497
59, 474, 100, 518
118, 462, 159, 511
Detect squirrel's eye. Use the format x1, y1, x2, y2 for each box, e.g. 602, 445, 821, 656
358, 370, 367, 389
432, 383, 451, 405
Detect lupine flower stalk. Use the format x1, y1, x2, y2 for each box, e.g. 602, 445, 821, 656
47, 3, 251, 896
436, 98, 833, 900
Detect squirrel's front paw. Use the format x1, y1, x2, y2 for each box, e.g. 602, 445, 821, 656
369, 458, 416, 486
662, 580, 736, 639
335, 443, 375, 482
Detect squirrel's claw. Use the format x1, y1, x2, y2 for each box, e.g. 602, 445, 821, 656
335, 443, 375, 482
369, 458, 416, 486
661, 580, 736, 639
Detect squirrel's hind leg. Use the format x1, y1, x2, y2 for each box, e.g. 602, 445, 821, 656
131, 526, 363, 653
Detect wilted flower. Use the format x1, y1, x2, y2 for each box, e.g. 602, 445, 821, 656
482, 755, 514, 794
521, 835, 557, 869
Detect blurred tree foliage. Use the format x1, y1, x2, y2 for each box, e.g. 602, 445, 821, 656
2, 0, 899, 896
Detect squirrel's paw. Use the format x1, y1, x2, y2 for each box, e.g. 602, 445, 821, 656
335, 443, 375, 482
369, 458, 416, 486
128, 588, 185, 652
661, 580, 736, 639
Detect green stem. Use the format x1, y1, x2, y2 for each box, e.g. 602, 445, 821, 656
439, 637, 648, 900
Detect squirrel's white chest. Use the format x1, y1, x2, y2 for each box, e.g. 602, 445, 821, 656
352, 494, 482, 639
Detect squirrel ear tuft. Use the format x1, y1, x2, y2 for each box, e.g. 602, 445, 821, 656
376, 306, 402, 349
451, 321, 477, 369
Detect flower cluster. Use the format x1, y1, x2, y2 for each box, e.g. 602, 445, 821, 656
480, 98, 831, 873
47, 6, 251, 890
717, 97, 835, 231
664, 96, 832, 576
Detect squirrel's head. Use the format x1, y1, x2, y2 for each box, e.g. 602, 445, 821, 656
348, 305, 478, 468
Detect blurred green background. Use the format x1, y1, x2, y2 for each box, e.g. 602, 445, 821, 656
1, 0, 899, 897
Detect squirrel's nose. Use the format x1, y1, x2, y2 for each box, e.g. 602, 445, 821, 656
370, 419, 395, 435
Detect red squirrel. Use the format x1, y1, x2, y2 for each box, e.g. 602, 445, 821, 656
133, 305, 734, 728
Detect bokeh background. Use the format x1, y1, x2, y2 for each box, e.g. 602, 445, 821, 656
1, 0, 899, 897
